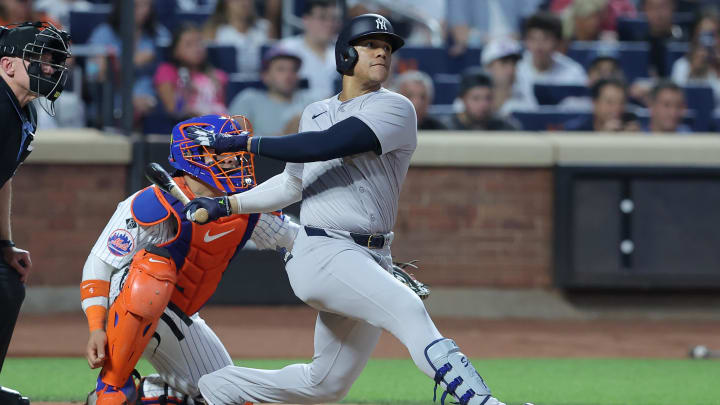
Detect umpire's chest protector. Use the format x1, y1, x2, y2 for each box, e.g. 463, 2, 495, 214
131, 177, 259, 315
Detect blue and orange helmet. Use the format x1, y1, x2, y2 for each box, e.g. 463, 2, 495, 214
169, 114, 256, 194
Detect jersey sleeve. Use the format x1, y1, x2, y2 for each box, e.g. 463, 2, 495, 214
89, 192, 174, 270
82, 192, 174, 331
283, 103, 317, 180
351, 91, 417, 155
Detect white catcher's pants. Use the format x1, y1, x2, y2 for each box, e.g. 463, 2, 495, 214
109, 268, 233, 399
198, 227, 443, 404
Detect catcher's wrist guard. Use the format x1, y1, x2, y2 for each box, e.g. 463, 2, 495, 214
392, 260, 430, 300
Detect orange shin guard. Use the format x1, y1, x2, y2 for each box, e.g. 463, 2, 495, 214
100, 247, 177, 388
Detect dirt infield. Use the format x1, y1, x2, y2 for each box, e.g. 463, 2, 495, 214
10, 305, 720, 359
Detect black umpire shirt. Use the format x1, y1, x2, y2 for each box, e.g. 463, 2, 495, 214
0, 75, 37, 189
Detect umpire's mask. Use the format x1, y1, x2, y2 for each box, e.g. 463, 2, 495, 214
0, 21, 71, 113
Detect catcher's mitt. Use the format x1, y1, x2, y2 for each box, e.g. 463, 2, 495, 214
391, 260, 431, 300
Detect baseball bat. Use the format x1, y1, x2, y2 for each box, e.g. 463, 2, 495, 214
144, 163, 209, 223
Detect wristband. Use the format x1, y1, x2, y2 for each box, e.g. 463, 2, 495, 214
249, 136, 262, 155
221, 196, 232, 216
85, 305, 107, 332
0, 240, 15, 248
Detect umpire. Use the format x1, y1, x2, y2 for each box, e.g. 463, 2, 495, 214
0, 22, 70, 404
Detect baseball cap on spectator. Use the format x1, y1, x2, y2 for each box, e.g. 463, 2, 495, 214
481, 37, 523, 67
459, 67, 493, 97
261, 46, 302, 71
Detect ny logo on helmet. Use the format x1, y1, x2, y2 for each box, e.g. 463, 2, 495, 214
376, 17, 387, 30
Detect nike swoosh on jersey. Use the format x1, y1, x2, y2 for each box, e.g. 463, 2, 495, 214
204, 229, 235, 243
148, 258, 167, 264
312, 111, 327, 119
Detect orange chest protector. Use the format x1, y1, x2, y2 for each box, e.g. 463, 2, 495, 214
131, 177, 259, 315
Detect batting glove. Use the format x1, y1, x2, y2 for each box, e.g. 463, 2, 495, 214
185, 125, 249, 153
184, 196, 232, 223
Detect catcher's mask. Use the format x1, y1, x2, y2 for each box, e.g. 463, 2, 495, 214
169, 114, 256, 194
0, 21, 71, 112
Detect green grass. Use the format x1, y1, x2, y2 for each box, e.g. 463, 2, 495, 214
1, 357, 719, 405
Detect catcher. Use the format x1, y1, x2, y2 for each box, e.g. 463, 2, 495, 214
81, 115, 299, 405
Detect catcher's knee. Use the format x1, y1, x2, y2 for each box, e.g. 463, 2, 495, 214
110, 246, 176, 344
122, 246, 177, 315
120, 246, 177, 318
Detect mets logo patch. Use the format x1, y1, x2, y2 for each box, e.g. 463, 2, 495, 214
107, 229, 135, 257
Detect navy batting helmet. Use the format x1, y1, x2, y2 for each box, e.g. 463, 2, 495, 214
335, 13, 404, 75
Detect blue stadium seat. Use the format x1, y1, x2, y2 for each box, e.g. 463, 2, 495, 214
450, 47, 482, 74
154, 0, 179, 27
683, 85, 715, 132
617, 13, 695, 41
511, 107, 590, 131
395, 48, 448, 75
395, 47, 482, 75
566, 41, 650, 82
616, 17, 648, 41
207, 45, 237, 73
713, 112, 720, 132
226, 80, 265, 105
69, 6, 111, 44
432, 74, 460, 104
534, 84, 589, 106
294, 0, 307, 15
171, 9, 212, 27
142, 104, 176, 135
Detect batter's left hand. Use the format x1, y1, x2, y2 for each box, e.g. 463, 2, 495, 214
185, 125, 249, 153
183, 196, 232, 223
2, 246, 32, 283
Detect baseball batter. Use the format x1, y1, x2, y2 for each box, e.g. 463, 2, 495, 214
184, 14, 508, 405
80, 115, 298, 405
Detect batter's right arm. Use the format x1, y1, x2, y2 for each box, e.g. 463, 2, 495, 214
184, 170, 302, 222
229, 170, 302, 214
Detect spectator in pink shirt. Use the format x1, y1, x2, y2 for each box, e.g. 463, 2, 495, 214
154, 24, 229, 121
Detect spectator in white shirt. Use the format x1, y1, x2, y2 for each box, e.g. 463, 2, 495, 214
481, 37, 535, 114
203, 0, 271, 75
515, 12, 588, 107
279, 0, 340, 98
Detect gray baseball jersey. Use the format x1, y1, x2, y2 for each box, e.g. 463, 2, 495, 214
285, 87, 417, 234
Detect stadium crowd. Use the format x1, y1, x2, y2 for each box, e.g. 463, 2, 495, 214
9, 0, 720, 134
